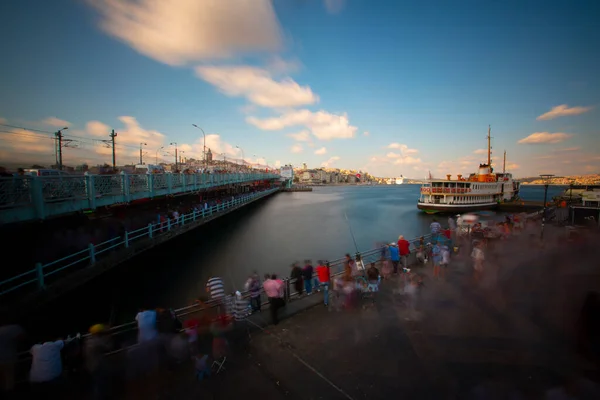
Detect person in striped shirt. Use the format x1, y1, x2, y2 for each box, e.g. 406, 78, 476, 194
206, 277, 225, 301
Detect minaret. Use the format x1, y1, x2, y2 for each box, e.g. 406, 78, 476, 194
503, 150, 506, 174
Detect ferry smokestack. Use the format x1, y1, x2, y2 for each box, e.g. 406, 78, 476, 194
457, 174, 462, 180
446, 174, 451, 181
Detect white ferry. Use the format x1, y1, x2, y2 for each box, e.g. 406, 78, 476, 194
395, 176, 405, 184
417, 127, 520, 214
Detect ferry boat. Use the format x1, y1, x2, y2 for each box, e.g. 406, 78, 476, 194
395, 176, 405, 185
417, 127, 520, 214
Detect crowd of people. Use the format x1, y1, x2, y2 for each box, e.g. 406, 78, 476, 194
1, 211, 598, 398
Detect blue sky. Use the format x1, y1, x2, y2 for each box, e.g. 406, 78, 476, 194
0, 0, 598, 177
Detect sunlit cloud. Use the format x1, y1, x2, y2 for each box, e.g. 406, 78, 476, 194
290, 144, 303, 153
518, 132, 572, 144
248, 109, 357, 140
196, 65, 319, 108
536, 104, 593, 121
321, 156, 340, 167
89, 0, 282, 66
42, 117, 71, 128
314, 147, 327, 155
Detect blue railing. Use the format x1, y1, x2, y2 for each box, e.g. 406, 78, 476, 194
0, 171, 279, 223
0, 188, 279, 297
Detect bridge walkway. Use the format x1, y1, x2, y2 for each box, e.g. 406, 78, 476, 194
0, 171, 279, 223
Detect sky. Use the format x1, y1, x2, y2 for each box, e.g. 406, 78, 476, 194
0, 0, 598, 178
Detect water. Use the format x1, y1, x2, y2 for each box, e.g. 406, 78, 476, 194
19, 184, 565, 339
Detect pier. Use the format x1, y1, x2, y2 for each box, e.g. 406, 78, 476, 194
280, 185, 313, 192
0, 171, 279, 223
6, 228, 600, 398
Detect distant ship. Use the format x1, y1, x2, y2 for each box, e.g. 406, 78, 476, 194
417, 126, 520, 214
395, 176, 404, 185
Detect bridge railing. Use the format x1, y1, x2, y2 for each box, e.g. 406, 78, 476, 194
0, 188, 279, 298
10, 232, 436, 385
0, 172, 279, 223
74, 233, 435, 344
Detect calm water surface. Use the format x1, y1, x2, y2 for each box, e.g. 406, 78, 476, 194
22, 184, 566, 338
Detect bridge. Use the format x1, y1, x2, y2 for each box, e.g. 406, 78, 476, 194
0, 171, 280, 223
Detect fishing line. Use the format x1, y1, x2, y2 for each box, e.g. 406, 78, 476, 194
245, 317, 356, 400
344, 211, 360, 254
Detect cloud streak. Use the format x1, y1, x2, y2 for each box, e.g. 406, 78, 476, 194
536, 104, 593, 120
196, 65, 319, 108
247, 109, 357, 140
518, 132, 572, 144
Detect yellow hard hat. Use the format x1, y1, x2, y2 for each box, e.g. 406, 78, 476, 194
89, 324, 105, 334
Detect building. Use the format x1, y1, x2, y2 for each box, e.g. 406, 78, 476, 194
206, 148, 213, 163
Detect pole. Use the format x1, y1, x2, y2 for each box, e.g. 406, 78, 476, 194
110, 129, 117, 171
175, 146, 178, 171
139, 145, 143, 165
156, 147, 163, 164
541, 183, 548, 240
503, 150, 506, 174
487, 125, 491, 167
192, 124, 206, 169
55, 130, 63, 170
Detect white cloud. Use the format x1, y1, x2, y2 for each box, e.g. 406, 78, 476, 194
321, 156, 340, 167
287, 130, 311, 142
386, 143, 418, 155
363, 131, 370, 136
518, 132, 572, 144
274, 160, 281, 168
393, 156, 422, 165
536, 104, 593, 121
314, 147, 327, 155
473, 149, 487, 155
196, 65, 319, 108
42, 117, 71, 128
247, 109, 357, 140
266, 56, 302, 74
89, 0, 282, 66
86, 121, 111, 137
324, 0, 346, 14
290, 144, 303, 153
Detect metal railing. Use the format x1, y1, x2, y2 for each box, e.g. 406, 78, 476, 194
0, 172, 279, 223
0, 188, 280, 297
10, 233, 434, 388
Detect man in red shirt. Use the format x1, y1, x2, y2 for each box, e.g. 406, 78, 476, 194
397, 235, 411, 270
316, 261, 330, 306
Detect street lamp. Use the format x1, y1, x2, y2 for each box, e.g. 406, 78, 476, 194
192, 124, 206, 169
540, 174, 555, 240
139, 142, 147, 164
155, 146, 164, 164
170, 142, 178, 171
236, 145, 245, 170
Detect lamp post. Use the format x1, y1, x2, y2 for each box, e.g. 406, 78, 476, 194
540, 174, 555, 240
155, 146, 164, 164
192, 124, 206, 169
236, 145, 245, 171
139, 142, 147, 164
170, 142, 178, 171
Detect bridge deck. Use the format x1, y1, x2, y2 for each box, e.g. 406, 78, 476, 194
0, 172, 279, 223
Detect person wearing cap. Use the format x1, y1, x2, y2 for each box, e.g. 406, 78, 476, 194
84, 324, 112, 399
387, 242, 400, 274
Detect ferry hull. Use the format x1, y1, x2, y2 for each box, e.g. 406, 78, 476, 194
417, 202, 498, 214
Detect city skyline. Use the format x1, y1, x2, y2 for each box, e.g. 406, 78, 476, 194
0, 0, 599, 178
